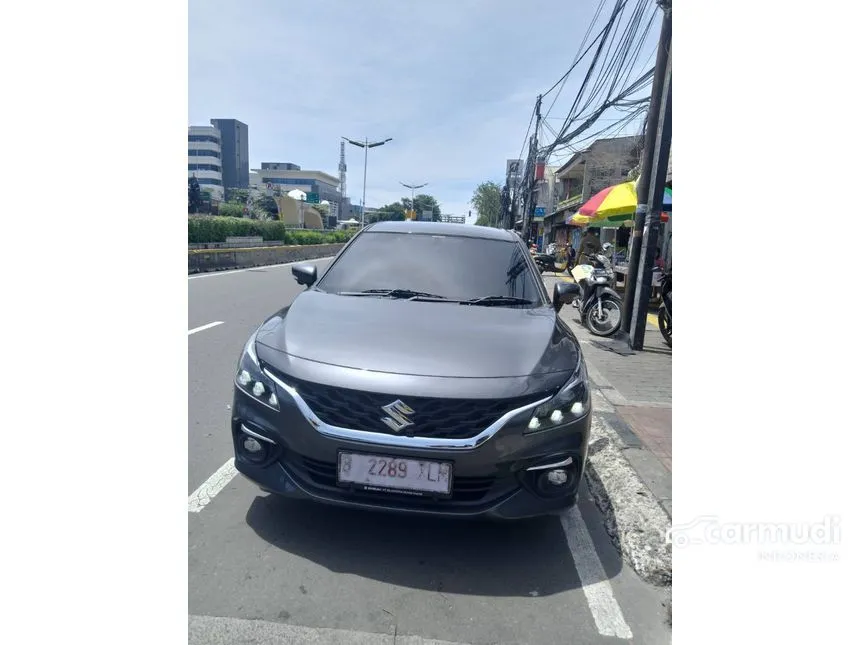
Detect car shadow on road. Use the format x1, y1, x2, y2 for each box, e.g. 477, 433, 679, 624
244, 494, 622, 598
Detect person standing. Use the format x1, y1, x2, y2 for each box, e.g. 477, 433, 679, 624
575, 227, 602, 265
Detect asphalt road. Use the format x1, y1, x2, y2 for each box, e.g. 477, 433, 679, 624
188, 259, 671, 645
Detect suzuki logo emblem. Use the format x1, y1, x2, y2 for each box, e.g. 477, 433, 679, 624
380, 399, 415, 432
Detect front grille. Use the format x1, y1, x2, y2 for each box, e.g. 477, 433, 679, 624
298, 456, 498, 503
286, 375, 547, 440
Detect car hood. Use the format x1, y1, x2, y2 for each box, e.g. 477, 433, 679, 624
255, 290, 579, 378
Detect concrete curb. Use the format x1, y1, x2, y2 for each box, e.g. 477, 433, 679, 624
585, 410, 672, 587
188, 243, 344, 274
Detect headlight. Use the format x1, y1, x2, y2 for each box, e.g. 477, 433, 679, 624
235, 332, 279, 410
592, 276, 609, 284
526, 357, 590, 433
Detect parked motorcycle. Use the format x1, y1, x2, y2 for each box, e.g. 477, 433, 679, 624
533, 252, 556, 273
658, 269, 671, 346
533, 247, 574, 275
572, 243, 616, 309
568, 251, 624, 337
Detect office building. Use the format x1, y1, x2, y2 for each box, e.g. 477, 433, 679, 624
253, 163, 341, 205
188, 125, 224, 201
210, 118, 250, 193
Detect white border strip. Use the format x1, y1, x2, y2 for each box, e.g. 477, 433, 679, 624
188, 321, 224, 336
561, 506, 633, 639
188, 459, 238, 513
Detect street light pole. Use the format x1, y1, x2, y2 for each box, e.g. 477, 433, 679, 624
343, 136, 393, 226
399, 181, 428, 219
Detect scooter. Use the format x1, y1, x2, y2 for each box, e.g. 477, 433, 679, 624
571, 243, 616, 309
568, 251, 624, 337
657, 270, 671, 346
533, 252, 556, 273
533, 248, 573, 275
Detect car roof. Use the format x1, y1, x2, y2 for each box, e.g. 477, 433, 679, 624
365, 220, 519, 241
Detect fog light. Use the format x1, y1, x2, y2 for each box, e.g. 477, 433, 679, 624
237, 370, 252, 386
570, 402, 584, 416
546, 469, 569, 485
252, 381, 265, 397
528, 417, 541, 431
550, 409, 563, 424
268, 392, 278, 406
243, 436, 262, 453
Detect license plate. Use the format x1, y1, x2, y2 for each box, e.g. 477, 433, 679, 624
337, 452, 453, 497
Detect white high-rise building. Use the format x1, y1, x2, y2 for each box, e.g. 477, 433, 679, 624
188, 125, 224, 201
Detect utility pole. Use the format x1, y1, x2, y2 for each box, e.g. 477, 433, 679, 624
620, 2, 672, 344
631, 41, 671, 349
500, 184, 510, 228
343, 136, 393, 226
521, 94, 542, 241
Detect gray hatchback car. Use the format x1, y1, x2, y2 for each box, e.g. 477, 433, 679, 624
231, 221, 588, 519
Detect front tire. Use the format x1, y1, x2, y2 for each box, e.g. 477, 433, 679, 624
658, 305, 671, 346
584, 296, 623, 337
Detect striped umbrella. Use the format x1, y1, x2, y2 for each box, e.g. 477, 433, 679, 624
566, 181, 671, 226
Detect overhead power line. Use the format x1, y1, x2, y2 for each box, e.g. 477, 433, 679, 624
543, 0, 610, 120
541, 0, 628, 102
553, 0, 652, 145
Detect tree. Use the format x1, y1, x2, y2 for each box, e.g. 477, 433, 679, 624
226, 188, 250, 205
471, 181, 502, 227
188, 176, 204, 214
404, 194, 442, 221
311, 202, 330, 217
372, 201, 407, 222
254, 195, 279, 218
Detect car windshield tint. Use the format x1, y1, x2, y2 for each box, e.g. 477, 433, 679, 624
317, 231, 542, 305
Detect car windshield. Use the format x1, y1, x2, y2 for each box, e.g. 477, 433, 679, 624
316, 231, 543, 306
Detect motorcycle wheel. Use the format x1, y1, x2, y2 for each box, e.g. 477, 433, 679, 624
658, 305, 671, 347
584, 296, 623, 337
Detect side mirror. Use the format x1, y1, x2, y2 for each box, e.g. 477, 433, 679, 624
552, 281, 580, 312
291, 264, 317, 287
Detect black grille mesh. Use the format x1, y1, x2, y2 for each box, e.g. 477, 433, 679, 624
287, 375, 546, 440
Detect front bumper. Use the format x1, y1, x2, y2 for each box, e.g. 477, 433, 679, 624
231, 384, 591, 521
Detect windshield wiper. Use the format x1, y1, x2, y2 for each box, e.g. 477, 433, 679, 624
337, 289, 454, 301
460, 295, 535, 307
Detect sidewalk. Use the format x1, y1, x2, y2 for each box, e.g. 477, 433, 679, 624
543, 275, 672, 518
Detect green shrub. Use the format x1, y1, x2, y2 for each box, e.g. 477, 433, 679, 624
188, 216, 286, 243
284, 230, 324, 245
188, 216, 359, 245
218, 203, 245, 218
283, 228, 357, 246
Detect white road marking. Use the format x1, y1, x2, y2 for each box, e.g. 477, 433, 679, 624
188, 459, 238, 513
188, 321, 224, 335
561, 506, 633, 640
188, 256, 334, 280
189, 615, 473, 644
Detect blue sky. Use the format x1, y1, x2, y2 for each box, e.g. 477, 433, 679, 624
189, 0, 656, 222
